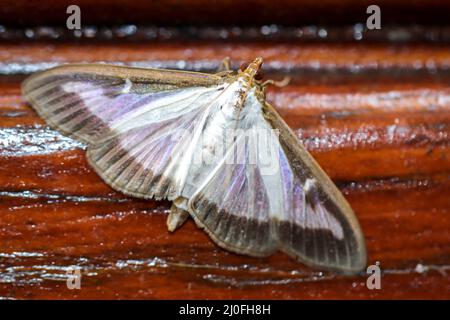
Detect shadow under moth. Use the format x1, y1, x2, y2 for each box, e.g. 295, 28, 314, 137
22, 57, 367, 274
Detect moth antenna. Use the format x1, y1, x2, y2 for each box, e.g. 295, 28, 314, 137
262, 76, 291, 88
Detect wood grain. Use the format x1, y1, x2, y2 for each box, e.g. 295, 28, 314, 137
0, 38, 449, 299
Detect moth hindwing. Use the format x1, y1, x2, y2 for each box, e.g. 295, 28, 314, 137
22, 58, 367, 274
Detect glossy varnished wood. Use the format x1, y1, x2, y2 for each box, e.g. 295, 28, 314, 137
0, 35, 449, 298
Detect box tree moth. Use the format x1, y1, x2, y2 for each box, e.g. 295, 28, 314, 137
22, 57, 367, 274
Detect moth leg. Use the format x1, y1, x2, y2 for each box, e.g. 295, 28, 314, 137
167, 200, 190, 232
262, 76, 291, 88
215, 57, 232, 75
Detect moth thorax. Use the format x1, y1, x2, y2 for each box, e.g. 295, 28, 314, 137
237, 75, 251, 92
221, 95, 245, 120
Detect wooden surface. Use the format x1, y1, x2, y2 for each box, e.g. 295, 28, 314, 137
0, 2, 449, 299
0, 41, 449, 299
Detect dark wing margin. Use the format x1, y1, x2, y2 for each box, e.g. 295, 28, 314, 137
263, 101, 367, 274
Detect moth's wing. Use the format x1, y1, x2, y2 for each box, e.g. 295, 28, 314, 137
263, 101, 367, 274
188, 90, 366, 274
22, 64, 223, 144
22, 64, 226, 199
188, 118, 278, 256
86, 92, 221, 200
185, 95, 276, 254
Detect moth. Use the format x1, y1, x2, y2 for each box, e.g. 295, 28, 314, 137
22, 57, 367, 274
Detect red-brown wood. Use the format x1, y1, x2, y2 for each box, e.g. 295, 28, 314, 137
0, 0, 449, 298
0, 40, 449, 299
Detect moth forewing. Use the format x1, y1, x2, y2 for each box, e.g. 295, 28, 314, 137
22, 63, 223, 91
21, 64, 224, 144
22, 63, 227, 201
262, 101, 367, 274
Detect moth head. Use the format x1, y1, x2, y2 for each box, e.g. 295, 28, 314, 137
236, 57, 289, 101
239, 57, 265, 82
